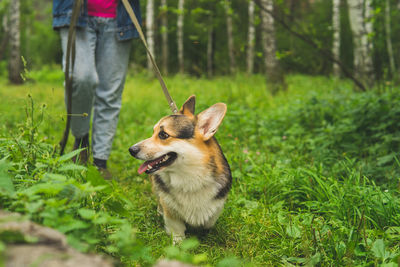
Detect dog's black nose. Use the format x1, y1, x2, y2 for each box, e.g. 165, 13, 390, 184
129, 146, 140, 157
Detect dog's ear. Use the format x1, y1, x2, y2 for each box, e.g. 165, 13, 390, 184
180, 95, 196, 116
197, 103, 227, 141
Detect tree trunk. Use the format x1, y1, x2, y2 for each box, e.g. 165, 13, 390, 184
332, 0, 341, 76
8, 0, 23, 84
247, 0, 255, 74
207, 21, 214, 78
254, 0, 366, 91
160, 0, 168, 75
225, 0, 236, 74
348, 0, 374, 88
260, 0, 284, 93
385, 0, 396, 80
0, 12, 10, 61
146, 0, 155, 72
177, 0, 185, 74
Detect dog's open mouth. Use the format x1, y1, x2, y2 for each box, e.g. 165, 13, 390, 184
137, 152, 177, 174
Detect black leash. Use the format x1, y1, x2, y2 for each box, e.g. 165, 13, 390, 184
59, 0, 83, 155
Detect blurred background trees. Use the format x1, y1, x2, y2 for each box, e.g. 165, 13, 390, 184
0, 0, 399, 90
6, 0, 22, 84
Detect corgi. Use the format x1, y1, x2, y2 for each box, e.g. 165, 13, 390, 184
129, 95, 231, 242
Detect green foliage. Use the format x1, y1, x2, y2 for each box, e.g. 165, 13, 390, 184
0, 160, 14, 195
275, 0, 334, 74
281, 88, 400, 184
164, 238, 207, 265
0, 97, 153, 264
27, 65, 64, 84
19, 1, 61, 69
1, 74, 400, 266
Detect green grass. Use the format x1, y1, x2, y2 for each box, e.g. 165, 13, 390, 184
1, 70, 400, 266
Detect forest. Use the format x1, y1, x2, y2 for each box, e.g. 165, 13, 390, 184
0, 0, 400, 266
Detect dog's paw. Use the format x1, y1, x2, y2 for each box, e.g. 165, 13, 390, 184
172, 235, 185, 245
157, 204, 164, 216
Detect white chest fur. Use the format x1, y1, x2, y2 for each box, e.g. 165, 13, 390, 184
158, 168, 226, 227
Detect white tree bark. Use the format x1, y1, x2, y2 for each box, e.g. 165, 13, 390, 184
8, 0, 22, 84
146, 0, 155, 71
225, 0, 236, 74
332, 0, 341, 76
0, 9, 10, 61
160, 0, 168, 75
177, 0, 185, 73
246, 0, 255, 74
260, 0, 278, 79
348, 0, 374, 86
385, 0, 396, 78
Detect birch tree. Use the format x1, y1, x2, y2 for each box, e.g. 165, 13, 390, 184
0, 9, 9, 61
332, 0, 341, 76
8, 0, 23, 84
146, 0, 155, 72
260, 0, 284, 93
177, 0, 185, 73
247, 0, 255, 74
385, 0, 396, 79
225, 0, 236, 74
348, 0, 374, 87
160, 0, 168, 75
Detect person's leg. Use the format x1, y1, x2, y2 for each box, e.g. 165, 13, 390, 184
59, 25, 98, 162
91, 17, 132, 165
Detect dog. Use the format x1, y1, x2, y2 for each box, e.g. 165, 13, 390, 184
129, 95, 231, 242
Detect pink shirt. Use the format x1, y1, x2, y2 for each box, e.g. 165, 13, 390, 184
88, 0, 118, 18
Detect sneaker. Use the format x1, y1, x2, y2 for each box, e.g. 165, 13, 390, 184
72, 134, 89, 164
93, 158, 112, 180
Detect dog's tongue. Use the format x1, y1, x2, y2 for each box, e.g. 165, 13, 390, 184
138, 156, 166, 174
138, 162, 149, 174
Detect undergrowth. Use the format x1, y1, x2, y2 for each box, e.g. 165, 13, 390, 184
0, 72, 400, 266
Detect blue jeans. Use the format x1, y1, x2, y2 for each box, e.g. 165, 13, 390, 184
60, 16, 132, 160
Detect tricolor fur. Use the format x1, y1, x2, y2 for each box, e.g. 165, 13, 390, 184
129, 96, 231, 242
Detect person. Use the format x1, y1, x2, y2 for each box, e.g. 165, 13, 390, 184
52, 0, 141, 176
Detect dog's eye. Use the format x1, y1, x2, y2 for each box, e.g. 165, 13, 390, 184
158, 131, 169, 140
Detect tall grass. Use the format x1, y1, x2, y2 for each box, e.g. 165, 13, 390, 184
0, 71, 399, 266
